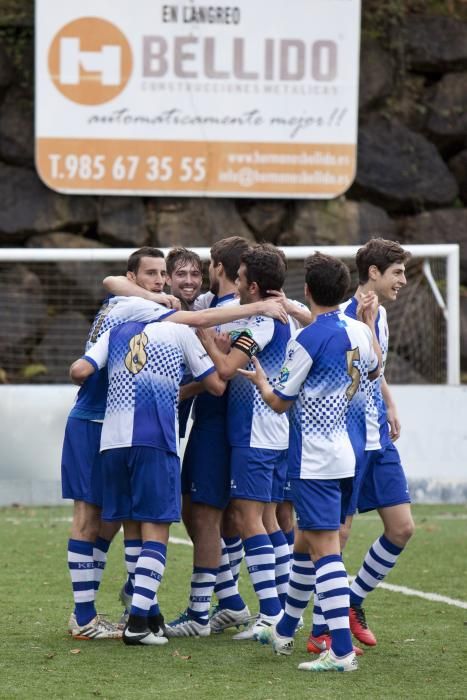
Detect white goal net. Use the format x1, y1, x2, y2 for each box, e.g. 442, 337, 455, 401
0, 244, 459, 385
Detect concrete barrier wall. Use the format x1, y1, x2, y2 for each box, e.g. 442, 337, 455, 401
0, 385, 466, 506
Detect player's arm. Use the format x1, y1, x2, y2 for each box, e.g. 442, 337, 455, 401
179, 381, 205, 401
267, 290, 313, 327
70, 358, 96, 385
69, 330, 110, 385
198, 371, 226, 397
180, 328, 226, 397
168, 298, 287, 328
358, 292, 382, 380
237, 357, 292, 414
103, 275, 180, 309
196, 327, 258, 380
381, 376, 401, 441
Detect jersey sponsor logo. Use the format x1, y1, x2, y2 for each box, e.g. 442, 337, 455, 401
277, 365, 290, 389
125, 332, 149, 374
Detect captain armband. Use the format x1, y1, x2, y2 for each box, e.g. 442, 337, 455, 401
232, 331, 260, 359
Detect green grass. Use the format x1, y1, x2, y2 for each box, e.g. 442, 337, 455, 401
1, 504, 466, 699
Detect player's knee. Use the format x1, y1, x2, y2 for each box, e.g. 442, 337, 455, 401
386, 518, 415, 547
191, 505, 222, 535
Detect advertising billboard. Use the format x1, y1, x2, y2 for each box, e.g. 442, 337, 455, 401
35, 0, 361, 198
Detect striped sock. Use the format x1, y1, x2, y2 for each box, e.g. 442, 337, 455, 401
312, 597, 328, 637
284, 528, 295, 557
130, 541, 167, 620
314, 554, 352, 658
277, 552, 314, 638
68, 539, 96, 626
224, 536, 244, 582
269, 530, 290, 609
350, 534, 404, 606
124, 538, 142, 597
188, 567, 217, 623
243, 534, 282, 617
93, 537, 111, 592
214, 539, 245, 611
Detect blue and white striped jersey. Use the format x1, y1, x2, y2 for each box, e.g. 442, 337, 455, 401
273, 310, 378, 480
70, 296, 175, 421
84, 320, 215, 455
342, 298, 389, 450
223, 314, 290, 450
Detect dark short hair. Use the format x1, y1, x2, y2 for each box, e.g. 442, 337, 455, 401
210, 236, 251, 282
127, 247, 164, 274
356, 238, 411, 283
241, 243, 286, 298
165, 247, 202, 277
304, 252, 350, 307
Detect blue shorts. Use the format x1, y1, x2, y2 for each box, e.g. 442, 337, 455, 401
356, 442, 411, 514
282, 479, 292, 503
100, 446, 181, 523
61, 416, 103, 506
291, 477, 354, 531
230, 447, 288, 503
181, 428, 231, 510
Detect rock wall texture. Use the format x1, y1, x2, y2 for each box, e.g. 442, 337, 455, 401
0, 0, 467, 382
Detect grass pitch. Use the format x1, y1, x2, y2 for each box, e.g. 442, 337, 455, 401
1, 504, 466, 699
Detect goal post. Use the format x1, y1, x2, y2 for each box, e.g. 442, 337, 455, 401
0, 243, 460, 385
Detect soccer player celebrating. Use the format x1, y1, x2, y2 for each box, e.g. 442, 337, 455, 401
340, 238, 414, 646
64, 247, 287, 640
239, 252, 380, 672
166, 236, 254, 638
69, 319, 227, 645
197, 244, 292, 640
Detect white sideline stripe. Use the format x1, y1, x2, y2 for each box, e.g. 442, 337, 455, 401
375, 581, 467, 610
169, 536, 193, 547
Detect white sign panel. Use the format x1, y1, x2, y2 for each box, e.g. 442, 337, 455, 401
36, 0, 361, 198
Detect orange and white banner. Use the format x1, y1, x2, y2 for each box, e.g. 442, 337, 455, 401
35, 0, 361, 198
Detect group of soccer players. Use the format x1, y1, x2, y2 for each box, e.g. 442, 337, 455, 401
63, 235, 414, 673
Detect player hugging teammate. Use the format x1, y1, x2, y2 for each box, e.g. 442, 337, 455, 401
65, 238, 412, 673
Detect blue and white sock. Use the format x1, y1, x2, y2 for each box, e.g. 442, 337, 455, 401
214, 539, 245, 611
277, 552, 314, 638
243, 534, 282, 617
188, 567, 217, 623
284, 528, 295, 557
269, 530, 290, 609
350, 534, 404, 606
312, 598, 328, 638
130, 541, 167, 621
93, 537, 111, 592
124, 538, 142, 598
224, 536, 244, 582
68, 538, 96, 626
314, 554, 352, 658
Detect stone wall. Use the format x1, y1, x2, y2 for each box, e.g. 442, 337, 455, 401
0, 0, 467, 381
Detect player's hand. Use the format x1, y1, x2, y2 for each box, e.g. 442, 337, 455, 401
214, 331, 231, 355
261, 297, 288, 324
154, 294, 181, 310
386, 406, 401, 442
357, 291, 378, 325
237, 356, 267, 388
196, 327, 216, 349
